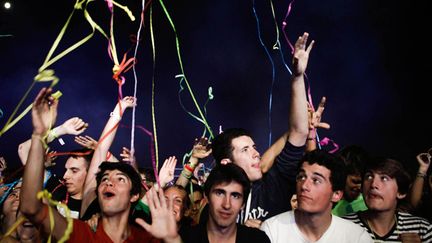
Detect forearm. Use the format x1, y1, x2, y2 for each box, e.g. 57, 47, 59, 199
261, 133, 288, 173
305, 129, 317, 152
287, 74, 309, 147
20, 135, 46, 219
175, 157, 198, 188
409, 167, 429, 208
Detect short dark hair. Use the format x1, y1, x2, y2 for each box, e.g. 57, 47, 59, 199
211, 128, 252, 165
69, 148, 94, 169
204, 163, 250, 205
299, 149, 347, 191
338, 145, 369, 176
96, 162, 142, 199
365, 157, 411, 195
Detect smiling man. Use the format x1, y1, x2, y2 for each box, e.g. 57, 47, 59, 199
180, 164, 270, 243
261, 149, 372, 243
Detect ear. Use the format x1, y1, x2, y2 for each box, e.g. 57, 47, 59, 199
130, 193, 140, 203
397, 192, 406, 200
331, 190, 344, 203
221, 158, 232, 165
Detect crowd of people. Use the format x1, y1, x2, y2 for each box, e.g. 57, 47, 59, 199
1, 32, 431, 242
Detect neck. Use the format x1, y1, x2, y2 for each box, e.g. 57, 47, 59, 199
363, 209, 397, 237
207, 218, 237, 243
102, 212, 131, 243
294, 209, 333, 242
70, 192, 82, 200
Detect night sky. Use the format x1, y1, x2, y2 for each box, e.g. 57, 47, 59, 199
1, 0, 430, 176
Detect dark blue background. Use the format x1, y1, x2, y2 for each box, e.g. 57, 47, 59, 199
1, 0, 430, 176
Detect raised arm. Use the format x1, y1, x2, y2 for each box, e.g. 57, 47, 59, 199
287, 32, 314, 146
408, 152, 431, 208
176, 137, 211, 187
20, 87, 67, 240
306, 97, 330, 152
18, 116, 88, 165
80, 96, 136, 215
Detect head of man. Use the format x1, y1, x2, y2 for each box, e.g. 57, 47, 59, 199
212, 128, 262, 182
164, 185, 190, 223
362, 157, 410, 213
96, 162, 142, 217
63, 149, 93, 199
204, 163, 250, 229
296, 149, 346, 214
338, 145, 369, 202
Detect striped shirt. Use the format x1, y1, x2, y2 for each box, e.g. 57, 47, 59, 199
344, 211, 432, 242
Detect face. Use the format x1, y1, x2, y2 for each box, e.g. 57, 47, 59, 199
230, 136, 262, 182
165, 187, 187, 223
16, 210, 40, 242
362, 170, 404, 212
296, 162, 341, 214
97, 169, 138, 216
190, 190, 203, 215
2, 183, 21, 219
63, 157, 88, 199
207, 181, 244, 229
344, 174, 362, 202
290, 194, 298, 210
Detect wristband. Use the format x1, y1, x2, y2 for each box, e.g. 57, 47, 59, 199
417, 172, 427, 179
307, 137, 316, 140
109, 111, 122, 121
184, 164, 194, 173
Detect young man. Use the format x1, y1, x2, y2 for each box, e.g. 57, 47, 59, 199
180, 163, 270, 243
332, 145, 369, 216
261, 149, 372, 243
20, 87, 181, 243
344, 157, 432, 242
209, 33, 312, 227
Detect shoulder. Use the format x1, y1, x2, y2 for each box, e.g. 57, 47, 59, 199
262, 210, 293, 226
237, 224, 270, 242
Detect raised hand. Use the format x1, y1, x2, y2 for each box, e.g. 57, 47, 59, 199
292, 32, 314, 77
119, 147, 134, 163
119, 96, 137, 109
0, 157, 7, 172
74, 135, 98, 150
159, 156, 177, 187
32, 88, 58, 136
135, 187, 180, 243
58, 117, 88, 136
308, 97, 331, 131
191, 137, 212, 160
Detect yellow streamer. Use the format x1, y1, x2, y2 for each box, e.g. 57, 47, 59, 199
37, 190, 73, 243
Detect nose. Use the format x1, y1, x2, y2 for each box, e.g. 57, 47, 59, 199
299, 178, 311, 192
252, 148, 260, 159
222, 195, 231, 210
369, 175, 379, 189
63, 171, 70, 180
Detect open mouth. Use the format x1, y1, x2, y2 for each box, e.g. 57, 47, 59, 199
103, 191, 115, 198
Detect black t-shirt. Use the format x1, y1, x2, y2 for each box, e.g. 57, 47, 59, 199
180, 223, 270, 243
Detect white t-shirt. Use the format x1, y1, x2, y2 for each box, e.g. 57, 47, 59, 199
261, 210, 373, 243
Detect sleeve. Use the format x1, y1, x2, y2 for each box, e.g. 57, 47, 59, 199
260, 220, 274, 242
273, 142, 305, 181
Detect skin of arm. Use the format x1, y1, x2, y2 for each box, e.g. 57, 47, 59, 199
408, 152, 430, 208
20, 87, 68, 240
175, 137, 211, 188
18, 117, 88, 165
286, 32, 313, 147
259, 32, 316, 173
80, 96, 136, 216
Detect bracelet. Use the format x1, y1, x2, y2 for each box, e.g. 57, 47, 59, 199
49, 128, 65, 146
417, 172, 427, 179
181, 171, 192, 179
307, 137, 316, 140
184, 164, 195, 173
109, 111, 122, 121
